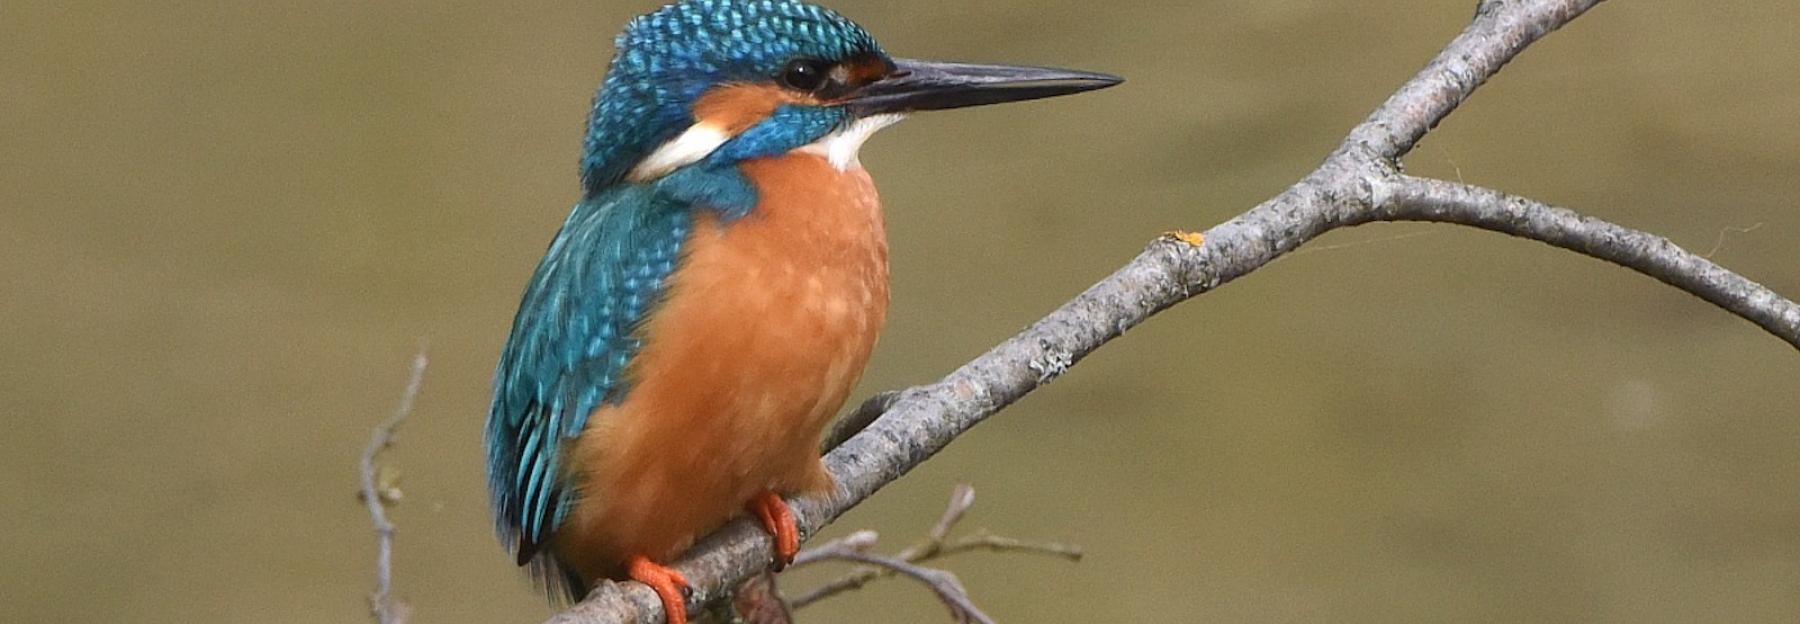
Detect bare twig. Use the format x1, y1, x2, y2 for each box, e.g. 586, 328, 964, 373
793, 534, 995, 624
792, 529, 882, 566
360, 347, 428, 624
546, 1, 1799, 621
788, 485, 1081, 610
919, 484, 976, 546
938, 530, 1084, 562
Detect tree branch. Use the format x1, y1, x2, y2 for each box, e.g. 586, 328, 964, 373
545, 0, 1797, 621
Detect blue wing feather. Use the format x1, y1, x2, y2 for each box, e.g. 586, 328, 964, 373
486, 185, 692, 595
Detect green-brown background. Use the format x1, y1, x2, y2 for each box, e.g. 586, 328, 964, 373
4, 1, 1796, 622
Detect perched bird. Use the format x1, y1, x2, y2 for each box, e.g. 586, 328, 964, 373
486, 1, 1118, 621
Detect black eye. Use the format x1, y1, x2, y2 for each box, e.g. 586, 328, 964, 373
780, 59, 830, 92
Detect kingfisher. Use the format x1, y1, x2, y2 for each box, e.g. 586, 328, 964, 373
486, 1, 1117, 621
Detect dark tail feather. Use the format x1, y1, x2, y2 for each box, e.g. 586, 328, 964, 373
559, 564, 590, 604
524, 550, 591, 605
516, 535, 541, 567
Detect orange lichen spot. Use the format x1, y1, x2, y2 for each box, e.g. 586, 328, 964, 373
1165, 230, 1205, 246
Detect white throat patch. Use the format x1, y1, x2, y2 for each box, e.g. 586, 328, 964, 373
798, 114, 905, 171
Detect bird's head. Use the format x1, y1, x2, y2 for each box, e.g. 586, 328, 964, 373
580, 0, 1120, 197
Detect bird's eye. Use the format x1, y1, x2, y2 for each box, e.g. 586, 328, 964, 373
780, 59, 831, 93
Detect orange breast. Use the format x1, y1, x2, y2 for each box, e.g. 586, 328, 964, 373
557, 152, 889, 578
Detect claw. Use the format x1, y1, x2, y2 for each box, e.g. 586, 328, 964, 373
748, 491, 800, 570
626, 555, 690, 624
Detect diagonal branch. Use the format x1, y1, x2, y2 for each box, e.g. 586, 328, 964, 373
545, 1, 1796, 621
1344, 0, 1606, 164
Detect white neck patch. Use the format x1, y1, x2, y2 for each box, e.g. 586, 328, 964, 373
625, 122, 731, 182
798, 114, 905, 171
625, 113, 905, 182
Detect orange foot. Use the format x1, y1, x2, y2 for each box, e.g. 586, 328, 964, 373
747, 491, 799, 570
626, 555, 690, 624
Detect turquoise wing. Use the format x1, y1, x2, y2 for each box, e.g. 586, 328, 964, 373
485, 186, 691, 590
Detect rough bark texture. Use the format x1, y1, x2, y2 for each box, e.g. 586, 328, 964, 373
545, 0, 1797, 621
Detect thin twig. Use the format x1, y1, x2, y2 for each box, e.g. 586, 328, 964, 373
792, 529, 882, 566
360, 347, 428, 624
940, 530, 1084, 562
794, 537, 995, 624
920, 484, 975, 546
788, 486, 1081, 610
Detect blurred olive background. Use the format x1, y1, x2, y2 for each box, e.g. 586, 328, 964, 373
4, 1, 1798, 622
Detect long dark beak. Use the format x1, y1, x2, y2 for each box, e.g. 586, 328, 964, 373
847, 59, 1121, 116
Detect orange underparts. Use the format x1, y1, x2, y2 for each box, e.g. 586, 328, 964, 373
552, 151, 888, 599
626, 555, 690, 624
748, 491, 800, 569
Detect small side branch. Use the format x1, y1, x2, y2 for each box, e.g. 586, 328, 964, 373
782, 485, 1079, 622
359, 347, 429, 624
788, 485, 1080, 610
794, 534, 995, 624
1376, 176, 1800, 348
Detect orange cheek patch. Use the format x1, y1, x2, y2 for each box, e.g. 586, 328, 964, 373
691, 84, 823, 135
